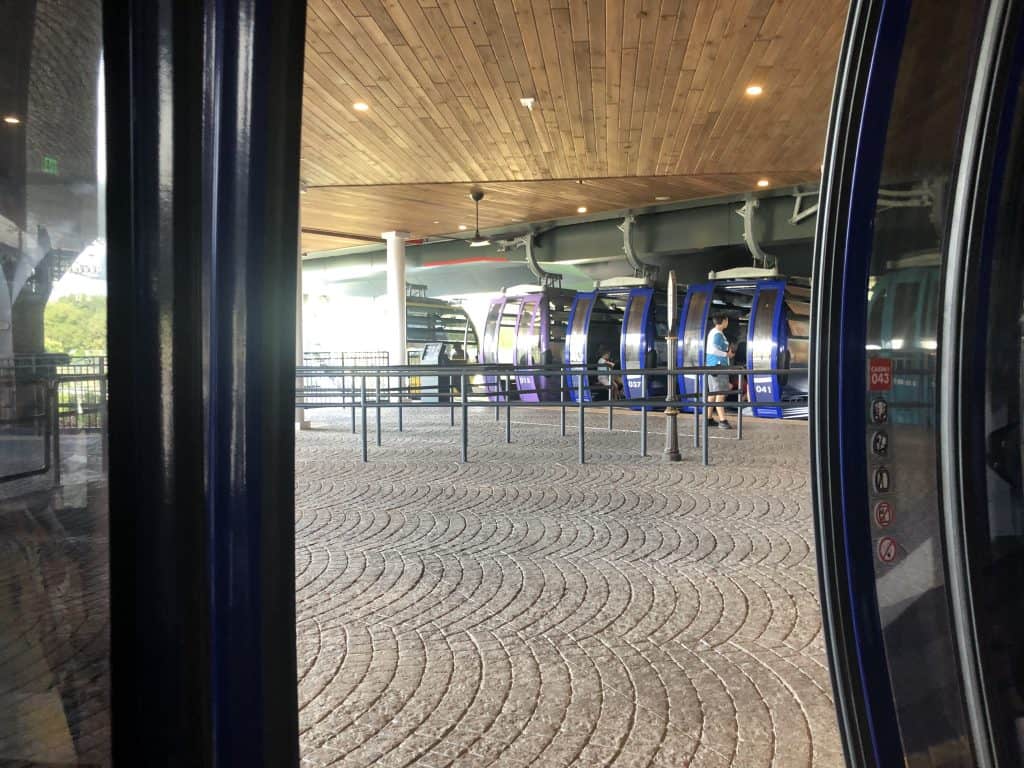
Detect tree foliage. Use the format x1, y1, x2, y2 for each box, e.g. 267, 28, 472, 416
44, 295, 107, 355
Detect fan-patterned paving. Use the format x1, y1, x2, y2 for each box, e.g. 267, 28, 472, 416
296, 408, 842, 767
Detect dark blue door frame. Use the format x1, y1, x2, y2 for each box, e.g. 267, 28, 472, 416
104, 0, 305, 765
810, 0, 908, 765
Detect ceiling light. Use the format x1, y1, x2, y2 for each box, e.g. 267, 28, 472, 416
654, 195, 670, 201
458, 224, 468, 230
433, 220, 440, 224
756, 178, 770, 187
352, 102, 369, 112
520, 97, 535, 111
299, 180, 308, 194
577, 206, 587, 214
3, 115, 20, 125
745, 85, 763, 96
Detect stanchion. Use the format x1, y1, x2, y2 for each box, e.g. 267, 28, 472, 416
560, 372, 566, 436
449, 374, 456, 426
578, 371, 585, 464
99, 369, 109, 472
51, 381, 61, 483
460, 373, 469, 463
360, 376, 368, 463
737, 373, 744, 440
375, 375, 382, 447
640, 373, 647, 457
701, 373, 710, 466
505, 374, 512, 443
350, 373, 356, 434
608, 392, 613, 430
398, 374, 403, 432
495, 374, 500, 421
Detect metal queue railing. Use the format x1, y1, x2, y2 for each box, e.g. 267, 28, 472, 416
295, 363, 807, 466
0, 356, 108, 485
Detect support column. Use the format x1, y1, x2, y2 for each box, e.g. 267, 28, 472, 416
382, 230, 409, 368
295, 247, 310, 430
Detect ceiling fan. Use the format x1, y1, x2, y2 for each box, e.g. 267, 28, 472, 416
467, 189, 490, 247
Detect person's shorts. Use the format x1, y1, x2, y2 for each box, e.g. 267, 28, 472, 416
707, 372, 731, 393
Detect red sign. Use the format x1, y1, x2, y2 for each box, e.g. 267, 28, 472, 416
877, 536, 899, 563
874, 501, 894, 528
869, 358, 893, 391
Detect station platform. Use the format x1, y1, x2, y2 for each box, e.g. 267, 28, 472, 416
296, 409, 842, 767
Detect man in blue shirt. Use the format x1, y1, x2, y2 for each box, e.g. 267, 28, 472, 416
705, 312, 734, 428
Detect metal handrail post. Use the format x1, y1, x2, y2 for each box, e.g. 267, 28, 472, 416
460, 373, 469, 463
578, 370, 585, 464
398, 374, 403, 432
640, 373, 647, 457
608, 389, 613, 430
495, 375, 500, 420
449, 375, 455, 426
737, 373, 744, 440
51, 380, 61, 484
375, 375, 382, 446
505, 374, 511, 443
99, 369, 109, 473
350, 373, 356, 434
702, 373, 710, 466
360, 376, 368, 463
560, 371, 566, 436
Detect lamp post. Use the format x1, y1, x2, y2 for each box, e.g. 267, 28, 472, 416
664, 270, 681, 462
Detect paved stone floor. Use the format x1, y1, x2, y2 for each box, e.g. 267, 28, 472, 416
296, 407, 843, 767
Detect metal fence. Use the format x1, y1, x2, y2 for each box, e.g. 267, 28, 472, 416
0, 355, 108, 484
294, 362, 806, 466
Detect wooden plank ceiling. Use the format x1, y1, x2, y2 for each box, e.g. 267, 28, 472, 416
301, 0, 847, 252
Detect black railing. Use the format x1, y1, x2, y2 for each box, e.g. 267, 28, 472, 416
294, 363, 808, 466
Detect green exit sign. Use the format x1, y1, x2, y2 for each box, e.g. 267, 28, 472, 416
41, 156, 58, 175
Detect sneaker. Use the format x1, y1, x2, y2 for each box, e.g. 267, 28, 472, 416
717, 420, 732, 430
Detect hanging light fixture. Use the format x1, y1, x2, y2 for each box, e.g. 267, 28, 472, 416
468, 190, 490, 247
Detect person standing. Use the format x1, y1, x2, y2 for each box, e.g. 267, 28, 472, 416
705, 313, 734, 428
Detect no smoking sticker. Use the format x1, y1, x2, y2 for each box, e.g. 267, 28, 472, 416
877, 536, 899, 564
874, 501, 894, 528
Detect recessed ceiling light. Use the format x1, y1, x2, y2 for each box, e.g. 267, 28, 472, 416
458, 224, 468, 230
352, 102, 369, 112
433, 220, 440, 224
299, 180, 308, 195
756, 178, 770, 187
3, 115, 20, 125
577, 206, 587, 214
520, 97, 536, 111
654, 195, 670, 201
745, 85, 763, 96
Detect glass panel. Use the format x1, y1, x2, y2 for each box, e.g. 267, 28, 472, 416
623, 294, 648, 372
517, 300, 537, 367
482, 300, 502, 363
682, 291, 708, 367
567, 297, 591, 366
0, 1, 110, 764
858, 1, 982, 760
751, 289, 779, 368
973, 51, 1024, 766
496, 299, 520, 365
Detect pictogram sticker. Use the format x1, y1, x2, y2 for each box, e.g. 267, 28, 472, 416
874, 501, 894, 528
878, 536, 899, 563
871, 398, 889, 425
871, 430, 889, 457
869, 358, 893, 391
873, 466, 891, 494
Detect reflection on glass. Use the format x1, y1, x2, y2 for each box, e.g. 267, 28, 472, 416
0, 1, 109, 764
751, 289, 778, 367
858, 1, 981, 760
516, 300, 537, 367
496, 299, 520, 366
